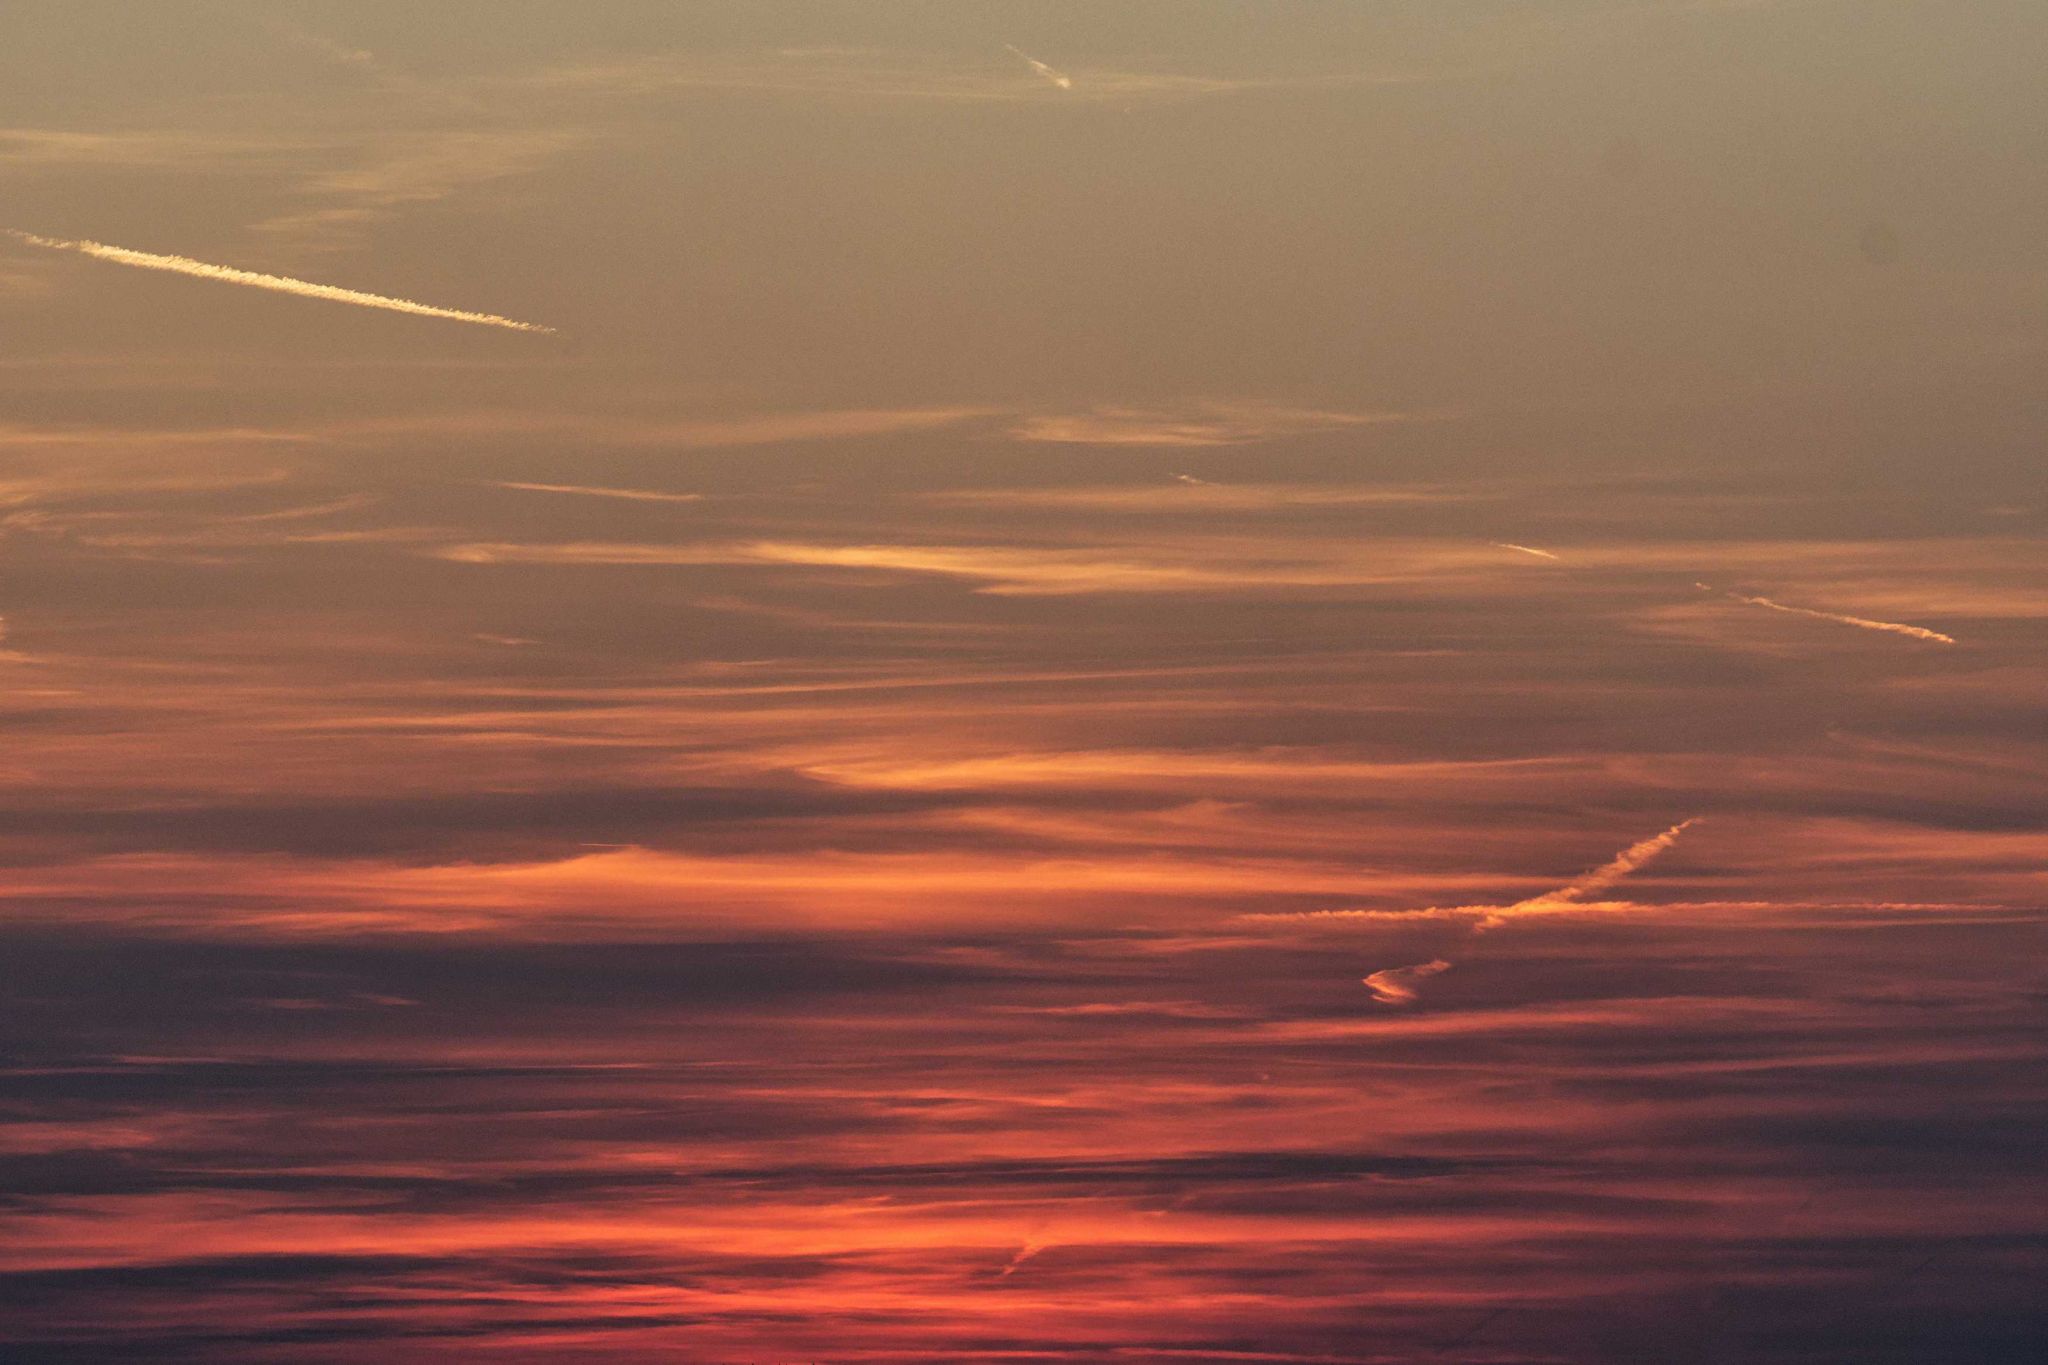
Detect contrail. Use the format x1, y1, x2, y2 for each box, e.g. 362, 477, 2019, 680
1487, 818, 1698, 924
1361, 819, 1699, 1006
1362, 958, 1452, 1005
1491, 542, 1560, 561
492, 481, 703, 504
6, 230, 554, 334
1005, 44, 1074, 90
998, 1238, 1050, 1277
1701, 583, 1954, 645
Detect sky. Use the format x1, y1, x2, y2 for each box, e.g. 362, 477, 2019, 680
1, 1, 2044, 1360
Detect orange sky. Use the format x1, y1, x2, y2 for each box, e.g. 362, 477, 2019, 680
2, 2, 2044, 1360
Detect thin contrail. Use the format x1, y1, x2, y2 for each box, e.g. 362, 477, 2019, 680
1005, 44, 1074, 90
6, 230, 554, 334
1362, 819, 1699, 1005
1491, 542, 1560, 561
1705, 584, 1954, 645
492, 481, 703, 504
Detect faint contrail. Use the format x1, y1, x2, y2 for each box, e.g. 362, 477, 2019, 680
1362, 819, 1699, 1005
998, 1238, 1049, 1277
1701, 583, 1954, 645
1491, 542, 1560, 561
6, 230, 554, 334
492, 481, 703, 504
1005, 44, 1074, 90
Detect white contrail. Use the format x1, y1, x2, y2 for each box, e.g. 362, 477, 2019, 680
1362, 958, 1452, 1005
1358, 820, 1699, 1006
1491, 542, 1561, 561
1701, 583, 1954, 645
1485, 818, 1698, 925
6, 230, 554, 334
492, 481, 703, 504
1005, 44, 1074, 90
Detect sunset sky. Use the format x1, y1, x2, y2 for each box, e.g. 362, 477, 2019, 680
2, 2, 2044, 1361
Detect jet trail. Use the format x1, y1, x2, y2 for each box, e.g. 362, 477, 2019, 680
1005, 44, 1074, 90
1492, 542, 1560, 561
1362, 819, 1699, 1005
1362, 959, 1452, 1005
493, 481, 703, 504
1707, 585, 1955, 645
998, 1239, 1049, 1277
1487, 818, 1697, 925
6, 230, 554, 334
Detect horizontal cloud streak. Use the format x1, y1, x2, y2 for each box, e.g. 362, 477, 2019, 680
1009, 401, 1429, 447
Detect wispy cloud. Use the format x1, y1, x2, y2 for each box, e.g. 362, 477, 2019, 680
5, 230, 554, 334
250, 131, 581, 256
926, 481, 1454, 513
491, 481, 703, 505
251, 13, 377, 68
1008, 401, 1430, 447
429, 534, 1538, 595
0, 127, 304, 170
345, 406, 987, 448
1005, 45, 1074, 91
507, 49, 1330, 106
1703, 584, 1956, 645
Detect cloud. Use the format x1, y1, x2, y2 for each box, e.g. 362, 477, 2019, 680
251, 14, 378, 69
925, 482, 1455, 514
0, 128, 301, 170
249, 131, 581, 256
428, 534, 1546, 595
1007, 401, 1430, 447
1704, 585, 1957, 646
345, 405, 988, 448
0, 425, 308, 454
504, 49, 1331, 107
5, 230, 554, 334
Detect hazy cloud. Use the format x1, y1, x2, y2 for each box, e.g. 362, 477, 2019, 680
1009, 401, 1429, 447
